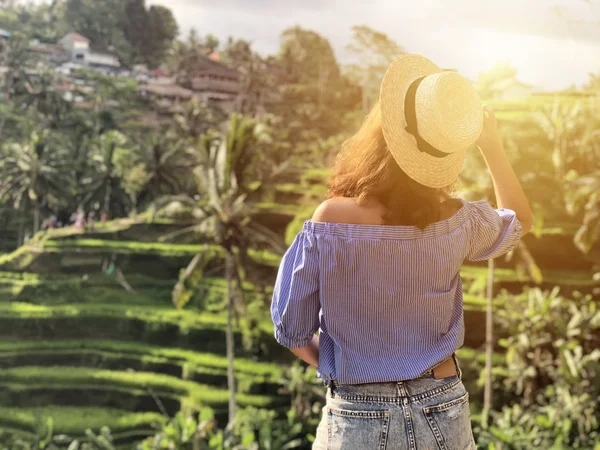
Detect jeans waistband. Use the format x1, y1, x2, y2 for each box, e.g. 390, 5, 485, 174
328, 354, 462, 399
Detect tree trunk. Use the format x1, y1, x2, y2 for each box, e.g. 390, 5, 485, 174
362, 83, 370, 114
482, 257, 495, 428
0, 61, 13, 141
103, 180, 112, 216
225, 250, 237, 426
16, 201, 24, 248
33, 201, 40, 235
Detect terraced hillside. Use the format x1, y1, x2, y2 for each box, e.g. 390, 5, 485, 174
0, 221, 289, 446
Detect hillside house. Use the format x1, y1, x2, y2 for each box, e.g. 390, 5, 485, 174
58, 33, 121, 74
29, 42, 70, 65
190, 55, 242, 112
138, 81, 195, 114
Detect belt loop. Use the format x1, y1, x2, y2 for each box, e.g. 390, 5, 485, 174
328, 379, 336, 396
396, 381, 409, 402
453, 353, 462, 379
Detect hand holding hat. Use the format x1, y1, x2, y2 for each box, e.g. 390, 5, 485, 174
476, 105, 503, 153
380, 54, 484, 188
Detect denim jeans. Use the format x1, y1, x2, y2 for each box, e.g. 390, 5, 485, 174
312, 360, 476, 450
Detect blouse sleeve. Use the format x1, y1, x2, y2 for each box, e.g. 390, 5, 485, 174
466, 201, 523, 262
271, 230, 320, 349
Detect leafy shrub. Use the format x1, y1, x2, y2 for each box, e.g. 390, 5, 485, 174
475, 288, 600, 449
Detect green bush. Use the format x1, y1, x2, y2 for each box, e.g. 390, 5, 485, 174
475, 288, 600, 449
0, 423, 123, 450
0, 407, 164, 436
139, 407, 308, 450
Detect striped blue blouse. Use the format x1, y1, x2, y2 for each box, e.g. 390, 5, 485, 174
271, 199, 522, 384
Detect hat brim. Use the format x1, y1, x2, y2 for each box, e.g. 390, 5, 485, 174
380, 54, 467, 189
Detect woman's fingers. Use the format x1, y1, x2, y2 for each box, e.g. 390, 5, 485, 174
482, 104, 497, 127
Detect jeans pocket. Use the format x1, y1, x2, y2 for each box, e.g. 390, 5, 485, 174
327, 407, 390, 450
423, 392, 474, 450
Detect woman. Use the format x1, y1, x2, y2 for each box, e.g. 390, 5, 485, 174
271, 54, 533, 450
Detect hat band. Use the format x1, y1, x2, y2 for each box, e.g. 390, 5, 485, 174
404, 77, 449, 159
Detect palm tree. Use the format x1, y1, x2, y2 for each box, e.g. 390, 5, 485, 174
0, 32, 36, 140
0, 131, 66, 241
461, 145, 544, 428
172, 99, 227, 142
137, 132, 192, 198
534, 99, 600, 257
482, 258, 494, 428
81, 130, 131, 218
155, 114, 286, 426
565, 172, 600, 256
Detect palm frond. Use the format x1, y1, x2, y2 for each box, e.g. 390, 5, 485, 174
245, 221, 287, 254
158, 218, 213, 243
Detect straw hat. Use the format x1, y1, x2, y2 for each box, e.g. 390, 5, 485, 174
380, 54, 483, 188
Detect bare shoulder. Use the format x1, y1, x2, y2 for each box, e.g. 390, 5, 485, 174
312, 197, 383, 225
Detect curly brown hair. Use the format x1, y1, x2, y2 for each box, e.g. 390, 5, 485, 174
327, 102, 454, 229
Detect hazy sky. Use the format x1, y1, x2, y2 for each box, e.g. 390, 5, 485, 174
33, 0, 600, 89
144, 0, 600, 90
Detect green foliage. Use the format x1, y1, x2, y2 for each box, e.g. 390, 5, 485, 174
279, 363, 324, 425
124, 1, 179, 68
232, 407, 304, 450
275, 26, 361, 154
133, 132, 194, 199
138, 410, 225, 450
476, 288, 600, 449
158, 112, 293, 424
345, 25, 404, 111
0, 130, 68, 229
0, 32, 40, 127
172, 99, 227, 143
0, 420, 118, 450
565, 169, 600, 254
0, 407, 164, 438
173, 252, 212, 310
0, 2, 67, 44
527, 99, 600, 255
140, 407, 307, 450
86, 130, 134, 215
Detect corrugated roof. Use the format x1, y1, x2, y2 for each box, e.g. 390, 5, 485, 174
195, 55, 240, 80
30, 44, 67, 55
65, 32, 90, 43
87, 51, 121, 68
138, 83, 195, 99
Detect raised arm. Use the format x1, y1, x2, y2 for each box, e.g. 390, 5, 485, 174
476, 105, 534, 234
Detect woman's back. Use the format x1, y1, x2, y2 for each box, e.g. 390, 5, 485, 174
271, 54, 533, 450
272, 197, 522, 384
